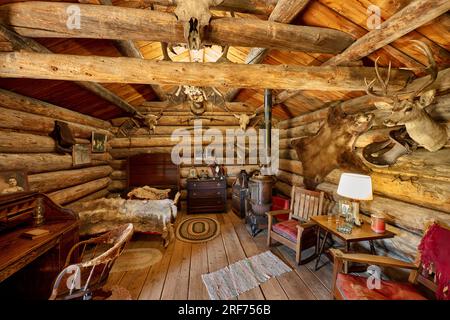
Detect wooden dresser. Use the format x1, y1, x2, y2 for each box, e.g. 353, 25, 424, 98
187, 179, 227, 214
0, 192, 79, 299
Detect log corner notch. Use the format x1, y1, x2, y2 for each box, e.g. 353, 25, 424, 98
0, 1, 354, 54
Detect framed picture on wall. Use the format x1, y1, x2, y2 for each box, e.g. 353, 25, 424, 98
72, 144, 92, 166
91, 132, 107, 153
0, 171, 29, 195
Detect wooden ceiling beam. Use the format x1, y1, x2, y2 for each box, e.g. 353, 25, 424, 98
0, 2, 353, 54
224, 0, 312, 102
271, 0, 450, 113
139, 101, 254, 113
277, 67, 450, 129
324, 0, 450, 66
0, 24, 142, 117
98, 0, 278, 15
0, 51, 413, 91
79, 0, 166, 101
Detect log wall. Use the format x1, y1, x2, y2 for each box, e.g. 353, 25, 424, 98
275, 96, 450, 261
108, 118, 261, 199
0, 89, 113, 206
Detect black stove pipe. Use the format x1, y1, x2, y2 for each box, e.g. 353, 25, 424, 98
264, 89, 272, 166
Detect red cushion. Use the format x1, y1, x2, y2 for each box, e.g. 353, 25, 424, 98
272, 220, 299, 242
271, 196, 290, 222
336, 273, 427, 300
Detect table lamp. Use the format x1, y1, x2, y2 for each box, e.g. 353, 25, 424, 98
337, 173, 373, 227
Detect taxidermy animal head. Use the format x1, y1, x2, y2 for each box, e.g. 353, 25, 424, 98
366, 41, 447, 152
291, 104, 374, 190
174, 0, 224, 50
142, 112, 163, 134
234, 113, 256, 131
167, 85, 226, 116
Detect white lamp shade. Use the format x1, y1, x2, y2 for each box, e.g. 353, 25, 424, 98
337, 173, 373, 200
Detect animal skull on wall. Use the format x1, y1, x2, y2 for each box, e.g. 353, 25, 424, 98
234, 113, 256, 131
366, 41, 447, 152
168, 85, 226, 116
142, 112, 163, 134
174, 0, 225, 50
291, 104, 374, 190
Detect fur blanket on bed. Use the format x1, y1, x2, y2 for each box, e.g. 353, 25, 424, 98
127, 186, 171, 200
72, 198, 177, 247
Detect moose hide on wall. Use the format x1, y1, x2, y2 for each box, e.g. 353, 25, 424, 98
291, 104, 374, 190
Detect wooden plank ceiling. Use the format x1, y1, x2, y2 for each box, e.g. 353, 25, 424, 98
0, 0, 448, 121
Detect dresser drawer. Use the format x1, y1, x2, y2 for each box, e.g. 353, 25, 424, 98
187, 179, 226, 190
188, 189, 225, 199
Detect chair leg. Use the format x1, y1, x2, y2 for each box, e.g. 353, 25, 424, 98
295, 248, 301, 265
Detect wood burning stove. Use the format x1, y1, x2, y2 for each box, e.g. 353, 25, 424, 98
246, 174, 275, 236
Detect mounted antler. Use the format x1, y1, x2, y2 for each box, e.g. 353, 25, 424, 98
368, 41, 446, 152
216, 45, 231, 64
404, 40, 438, 97
364, 57, 392, 99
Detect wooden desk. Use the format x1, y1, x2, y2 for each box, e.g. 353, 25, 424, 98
0, 193, 79, 299
311, 215, 395, 272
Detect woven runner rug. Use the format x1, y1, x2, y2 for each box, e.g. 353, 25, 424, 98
201, 251, 292, 300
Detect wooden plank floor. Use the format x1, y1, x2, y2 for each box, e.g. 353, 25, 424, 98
108, 203, 333, 300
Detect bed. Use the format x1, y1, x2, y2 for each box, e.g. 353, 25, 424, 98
73, 154, 181, 246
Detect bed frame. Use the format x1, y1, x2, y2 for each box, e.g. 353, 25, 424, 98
127, 153, 180, 199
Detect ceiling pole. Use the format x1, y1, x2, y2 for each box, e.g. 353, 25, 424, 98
272, 0, 450, 112
264, 88, 272, 166
224, 0, 312, 102
80, 0, 167, 101
0, 23, 142, 117
0, 51, 413, 91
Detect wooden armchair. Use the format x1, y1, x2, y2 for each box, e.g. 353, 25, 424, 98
331, 222, 450, 300
267, 186, 325, 264
49, 223, 134, 300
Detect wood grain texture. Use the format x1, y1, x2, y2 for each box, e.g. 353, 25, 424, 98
0, 51, 413, 91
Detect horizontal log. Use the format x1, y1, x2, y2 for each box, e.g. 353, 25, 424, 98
110, 170, 127, 180
138, 102, 253, 113
0, 130, 91, 153
0, 106, 112, 139
279, 148, 298, 160
0, 51, 413, 91
279, 156, 450, 212
0, 153, 108, 174
278, 122, 322, 139
275, 171, 450, 232
109, 159, 127, 170
108, 179, 127, 191
65, 188, 110, 209
368, 148, 450, 182
277, 69, 450, 129
48, 177, 111, 205
111, 115, 240, 127
114, 0, 278, 15
0, 88, 110, 129
0, 24, 141, 117
110, 136, 255, 148
324, 0, 450, 66
0, 2, 353, 53
28, 165, 112, 193
111, 126, 240, 136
